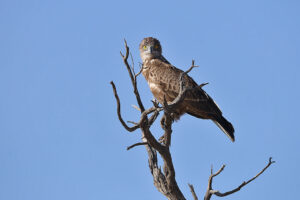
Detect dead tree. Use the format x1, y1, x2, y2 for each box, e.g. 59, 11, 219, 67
110, 40, 275, 200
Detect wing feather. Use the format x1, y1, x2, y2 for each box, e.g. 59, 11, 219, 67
144, 59, 222, 117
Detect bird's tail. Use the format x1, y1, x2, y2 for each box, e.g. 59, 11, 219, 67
212, 115, 235, 142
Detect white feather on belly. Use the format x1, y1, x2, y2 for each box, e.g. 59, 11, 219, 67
148, 82, 164, 101
149, 82, 160, 92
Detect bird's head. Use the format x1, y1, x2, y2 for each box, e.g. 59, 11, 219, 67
139, 37, 162, 62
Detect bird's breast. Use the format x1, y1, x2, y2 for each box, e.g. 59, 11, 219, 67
148, 81, 166, 102
149, 82, 162, 93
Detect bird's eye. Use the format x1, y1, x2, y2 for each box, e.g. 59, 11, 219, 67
143, 45, 147, 50
154, 45, 159, 49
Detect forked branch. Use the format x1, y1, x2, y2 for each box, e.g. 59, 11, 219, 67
113, 40, 186, 200
204, 157, 275, 200
120, 39, 145, 113
111, 39, 274, 200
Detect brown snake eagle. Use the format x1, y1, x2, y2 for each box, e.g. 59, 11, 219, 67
139, 37, 235, 142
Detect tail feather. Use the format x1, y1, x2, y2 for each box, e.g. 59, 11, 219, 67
213, 115, 235, 142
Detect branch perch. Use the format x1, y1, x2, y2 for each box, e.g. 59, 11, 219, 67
111, 39, 274, 200
204, 157, 275, 200
113, 40, 186, 200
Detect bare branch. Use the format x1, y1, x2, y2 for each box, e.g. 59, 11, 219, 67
127, 142, 148, 150
110, 81, 139, 132
197, 82, 209, 89
120, 39, 145, 112
130, 52, 135, 75
185, 60, 199, 74
135, 64, 144, 79
120, 39, 129, 60
204, 158, 275, 200
162, 113, 173, 146
148, 110, 160, 126
113, 40, 274, 200
188, 184, 198, 200
110, 82, 162, 133
212, 165, 226, 178
147, 100, 162, 126
204, 165, 226, 200
244, 157, 275, 185
213, 157, 275, 197
139, 110, 164, 153
127, 121, 138, 125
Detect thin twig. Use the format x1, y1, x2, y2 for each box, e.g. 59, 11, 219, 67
127, 121, 138, 125
204, 164, 226, 199
135, 64, 144, 79
127, 142, 148, 150
131, 104, 141, 112
213, 157, 275, 197
211, 165, 226, 178
130, 52, 135, 75
197, 82, 209, 89
120, 39, 145, 112
185, 60, 199, 74
188, 184, 198, 200
204, 157, 275, 200
148, 100, 162, 126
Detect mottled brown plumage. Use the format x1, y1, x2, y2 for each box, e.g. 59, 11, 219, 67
139, 37, 235, 142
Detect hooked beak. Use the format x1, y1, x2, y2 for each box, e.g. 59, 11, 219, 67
149, 46, 154, 54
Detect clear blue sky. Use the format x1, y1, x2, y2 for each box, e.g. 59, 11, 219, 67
1, 0, 299, 199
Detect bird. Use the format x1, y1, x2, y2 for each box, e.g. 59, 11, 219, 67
139, 37, 235, 142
